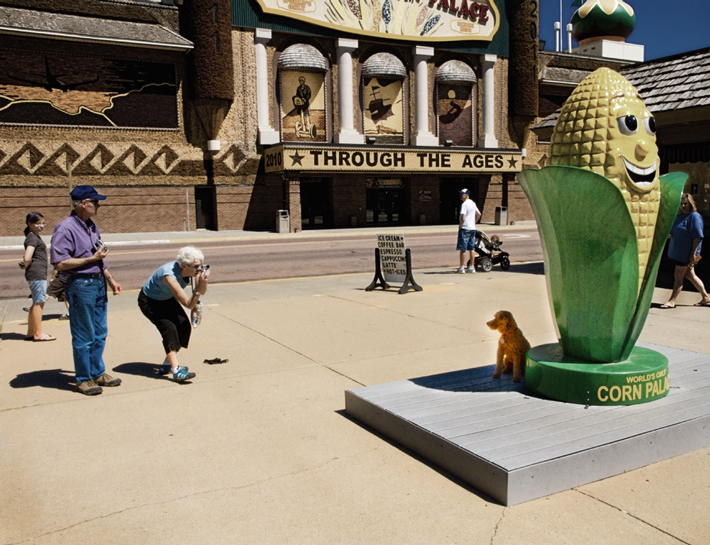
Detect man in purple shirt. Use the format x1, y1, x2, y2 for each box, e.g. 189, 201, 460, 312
51, 185, 123, 396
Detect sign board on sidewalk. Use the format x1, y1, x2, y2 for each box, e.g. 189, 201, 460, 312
377, 234, 406, 284
367, 234, 421, 294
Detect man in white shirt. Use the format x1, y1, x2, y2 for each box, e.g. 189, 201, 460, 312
456, 188, 481, 273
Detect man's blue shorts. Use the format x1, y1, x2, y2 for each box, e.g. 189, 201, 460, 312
457, 229, 477, 251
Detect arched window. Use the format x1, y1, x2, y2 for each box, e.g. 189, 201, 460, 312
436, 60, 477, 147
278, 44, 329, 142
361, 52, 407, 145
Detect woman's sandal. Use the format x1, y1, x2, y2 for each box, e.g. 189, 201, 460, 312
33, 334, 56, 342
694, 300, 710, 307
659, 303, 675, 309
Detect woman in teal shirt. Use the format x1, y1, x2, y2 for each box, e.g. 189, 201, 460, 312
661, 194, 710, 308
138, 246, 210, 381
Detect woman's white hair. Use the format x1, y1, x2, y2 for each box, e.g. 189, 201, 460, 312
176, 246, 204, 266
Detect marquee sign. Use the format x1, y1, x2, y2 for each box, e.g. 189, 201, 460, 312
264, 144, 523, 173
254, 0, 500, 42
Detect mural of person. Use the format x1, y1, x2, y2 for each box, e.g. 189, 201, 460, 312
438, 84, 473, 146
281, 72, 325, 141
293, 76, 312, 135
440, 89, 463, 124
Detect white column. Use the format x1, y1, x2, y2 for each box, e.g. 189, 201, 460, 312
335, 38, 363, 144
411, 46, 438, 146
478, 53, 498, 149
255, 28, 279, 145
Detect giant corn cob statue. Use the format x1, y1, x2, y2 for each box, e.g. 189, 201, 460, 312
549, 67, 660, 287
518, 67, 686, 369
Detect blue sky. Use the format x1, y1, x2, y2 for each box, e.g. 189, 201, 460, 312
538, 0, 710, 61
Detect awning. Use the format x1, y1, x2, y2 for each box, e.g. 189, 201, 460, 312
0, 6, 193, 51
263, 144, 523, 174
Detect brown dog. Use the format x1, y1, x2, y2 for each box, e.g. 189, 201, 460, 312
487, 310, 531, 382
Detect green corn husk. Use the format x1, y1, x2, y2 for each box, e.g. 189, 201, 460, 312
519, 166, 687, 363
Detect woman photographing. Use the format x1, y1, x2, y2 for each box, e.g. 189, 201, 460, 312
138, 246, 210, 382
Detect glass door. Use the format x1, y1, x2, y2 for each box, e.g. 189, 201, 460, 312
366, 187, 404, 225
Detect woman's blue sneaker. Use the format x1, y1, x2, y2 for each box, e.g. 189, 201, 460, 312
173, 366, 196, 383
159, 362, 188, 375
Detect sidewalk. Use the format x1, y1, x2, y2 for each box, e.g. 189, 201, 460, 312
1, 263, 709, 544
0, 221, 538, 250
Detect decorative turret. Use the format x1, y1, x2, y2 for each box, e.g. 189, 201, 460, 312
571, 0, 636, 44
570, 0, 643, 62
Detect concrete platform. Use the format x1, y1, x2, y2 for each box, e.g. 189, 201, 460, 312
345, 341, 710, 506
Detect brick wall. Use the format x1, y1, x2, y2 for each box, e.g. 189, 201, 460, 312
0, 186, 199, 235
409, 175, 440, 225
332, 174, 366, 228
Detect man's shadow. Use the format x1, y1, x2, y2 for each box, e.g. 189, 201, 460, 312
10, 369, 75, 391
9, 362, 173, 392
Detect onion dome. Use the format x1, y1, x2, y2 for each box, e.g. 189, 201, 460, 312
362, 53, 407, 79
436, 60, 477, 84
571, 0, 636, 44
279, 44, 328, 72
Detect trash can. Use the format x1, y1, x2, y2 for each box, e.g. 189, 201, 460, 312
495, 206, 507, 226
276, 210, 290, 233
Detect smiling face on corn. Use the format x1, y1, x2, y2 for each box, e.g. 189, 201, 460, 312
607, 93, 659, 196
548, 67, 661, 286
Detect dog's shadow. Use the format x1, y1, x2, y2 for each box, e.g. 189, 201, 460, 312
411, 364, 531, 395
10, 369, 75, 391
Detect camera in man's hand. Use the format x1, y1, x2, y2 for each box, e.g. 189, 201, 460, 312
93, 239, 107, 253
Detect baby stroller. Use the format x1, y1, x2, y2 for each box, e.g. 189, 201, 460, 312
469, 231, 510, 272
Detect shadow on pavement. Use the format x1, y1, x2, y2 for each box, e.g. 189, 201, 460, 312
1, 332, 30, 341
421, 262, 545, 276
43, 313, 69, 321
9, 368, 75, 391
113, 362, 169, 380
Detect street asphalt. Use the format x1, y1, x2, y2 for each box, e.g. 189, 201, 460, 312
1, 224, 709, 545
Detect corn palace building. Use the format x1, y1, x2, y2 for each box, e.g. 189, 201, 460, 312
0, 0, 544, 235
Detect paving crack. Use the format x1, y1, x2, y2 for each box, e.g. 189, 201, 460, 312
7, 455, 349, 545
574, 489, 692, 544
490, 507, 506, 545
213, 311, 365, 387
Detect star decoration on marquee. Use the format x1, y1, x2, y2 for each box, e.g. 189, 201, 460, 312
289, 151, 305, 166
508, 157, 518, 169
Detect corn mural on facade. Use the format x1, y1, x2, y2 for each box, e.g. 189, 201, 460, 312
549, 67, 660, 286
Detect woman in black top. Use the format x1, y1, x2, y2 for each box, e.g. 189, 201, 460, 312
21, 212, 55, 341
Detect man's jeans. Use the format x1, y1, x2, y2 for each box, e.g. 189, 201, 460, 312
65, 275, 108, 383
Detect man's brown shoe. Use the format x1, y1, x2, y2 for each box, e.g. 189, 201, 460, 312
95, 373, 121, 387
76, 379, 102, 396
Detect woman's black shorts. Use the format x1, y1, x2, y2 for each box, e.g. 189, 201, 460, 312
138, 290, 191, 354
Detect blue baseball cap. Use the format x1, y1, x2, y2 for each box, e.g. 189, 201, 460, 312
70, 185, 107, 201
459, 188, 470, 195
